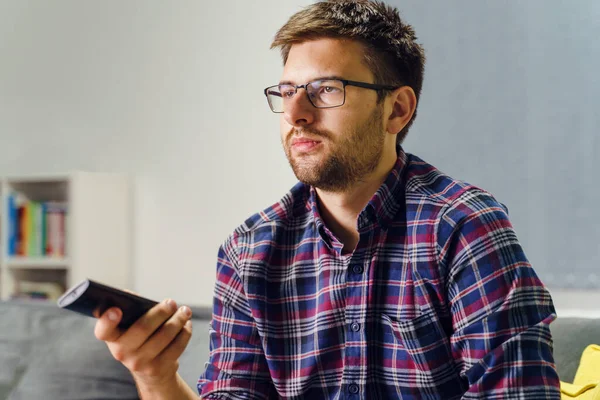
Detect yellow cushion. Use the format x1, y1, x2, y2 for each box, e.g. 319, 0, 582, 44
561, 345, 600, 400
561, 381, 600, 399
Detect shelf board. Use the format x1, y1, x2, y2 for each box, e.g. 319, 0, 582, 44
4, 257, 70, 269
3, 173, 71, 184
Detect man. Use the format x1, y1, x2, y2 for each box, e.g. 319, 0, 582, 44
96, 1, 561, 398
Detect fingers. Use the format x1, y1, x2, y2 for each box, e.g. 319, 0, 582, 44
155, 319, 193, 366
95, 299, 176, 350
118, 299, 179, 350
130, 311, 193, 376
95, 307, 123, 342
139, 305, 192, 361
93, 297, 193, 381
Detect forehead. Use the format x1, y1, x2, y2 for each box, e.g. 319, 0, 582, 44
281, 38, 374, 84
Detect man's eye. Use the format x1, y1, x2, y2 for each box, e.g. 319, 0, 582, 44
283, 90, 295, 98
322, 86, 339, 94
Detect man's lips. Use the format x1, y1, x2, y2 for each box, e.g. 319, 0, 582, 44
291, 137, 322, 145
291, 137, 322, 152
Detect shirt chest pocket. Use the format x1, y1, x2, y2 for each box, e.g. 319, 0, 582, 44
380, 309, 455, 375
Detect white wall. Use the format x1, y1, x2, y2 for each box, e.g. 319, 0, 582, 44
2, 0, 598, 316
0, 0, 312, 306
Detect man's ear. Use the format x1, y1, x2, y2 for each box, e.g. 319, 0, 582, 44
386, 86, 417, 135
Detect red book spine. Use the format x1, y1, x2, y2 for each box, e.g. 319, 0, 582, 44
16, 206, 25, 256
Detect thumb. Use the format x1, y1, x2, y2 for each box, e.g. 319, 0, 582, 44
94, 307, 123, 342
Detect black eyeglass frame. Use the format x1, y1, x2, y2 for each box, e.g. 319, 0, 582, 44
263, 79, 400, 113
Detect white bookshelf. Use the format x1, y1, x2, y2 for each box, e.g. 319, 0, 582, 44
0, 172, 131, 301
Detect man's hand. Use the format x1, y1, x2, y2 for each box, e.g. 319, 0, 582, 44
94, 298, 193, 392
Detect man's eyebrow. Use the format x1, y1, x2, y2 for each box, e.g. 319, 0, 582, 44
278, 76, 346, 86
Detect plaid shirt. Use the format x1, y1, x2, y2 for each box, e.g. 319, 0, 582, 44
198, 147, 560, 399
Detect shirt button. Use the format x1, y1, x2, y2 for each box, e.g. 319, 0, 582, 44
352, 265, 364, 274
349, 384, 359, 394
350, 321, 361, 332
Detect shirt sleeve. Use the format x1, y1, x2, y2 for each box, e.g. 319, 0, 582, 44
197, 240, 276, 400
437, 190, 561, 399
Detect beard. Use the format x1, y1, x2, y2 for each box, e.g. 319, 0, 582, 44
283, 104, 386, 193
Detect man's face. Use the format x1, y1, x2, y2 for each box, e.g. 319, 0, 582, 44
279, 38, 387, 193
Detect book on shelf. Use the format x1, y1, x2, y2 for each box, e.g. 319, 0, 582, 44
6, 193, 67, 258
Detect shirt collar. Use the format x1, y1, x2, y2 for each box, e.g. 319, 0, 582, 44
307, 146, 408, 238
367, 145, 408, 228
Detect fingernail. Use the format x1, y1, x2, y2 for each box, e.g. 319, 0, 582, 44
108, 310, 119, 322
181, 306, 192, 318
165, 299, 176, 310
185, 320, 192, 329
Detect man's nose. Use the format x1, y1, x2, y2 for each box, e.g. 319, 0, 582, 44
283, 89, 316, 127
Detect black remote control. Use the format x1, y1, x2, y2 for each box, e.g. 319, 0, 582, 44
57, 279, 159, 329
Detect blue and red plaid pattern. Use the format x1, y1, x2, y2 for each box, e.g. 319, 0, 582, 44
198, 147, 560, 399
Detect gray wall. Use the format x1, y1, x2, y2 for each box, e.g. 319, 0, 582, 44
396, 1, 600, 289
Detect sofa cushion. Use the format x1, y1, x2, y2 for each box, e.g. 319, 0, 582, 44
0, 300, 88, 399
5, 301, 138, 400
551, 316, 600, 383
0, 300, 211, 400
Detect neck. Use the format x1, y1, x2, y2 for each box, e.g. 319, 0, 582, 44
316, 146, 398, 253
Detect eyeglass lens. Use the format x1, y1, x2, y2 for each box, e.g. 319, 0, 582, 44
266, 79, 345, 112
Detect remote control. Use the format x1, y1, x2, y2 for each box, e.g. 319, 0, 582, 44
57, 279, 159, 329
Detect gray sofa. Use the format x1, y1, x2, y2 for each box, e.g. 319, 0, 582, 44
0, 300, 211, 400
0, 300, 597, 399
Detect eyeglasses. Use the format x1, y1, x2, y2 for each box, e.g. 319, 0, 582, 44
263, 79, 399, 113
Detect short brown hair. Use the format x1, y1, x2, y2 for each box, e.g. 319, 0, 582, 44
271, 0, 425, 144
